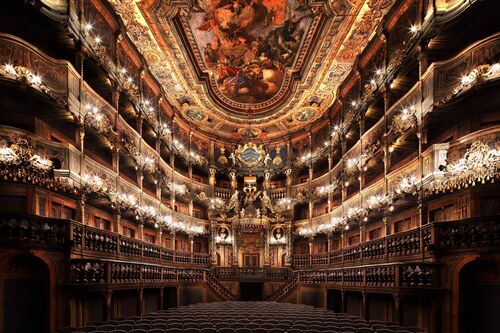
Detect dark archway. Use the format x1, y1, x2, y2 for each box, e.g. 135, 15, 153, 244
459, 260, 500, 333
2, 255, 50, 333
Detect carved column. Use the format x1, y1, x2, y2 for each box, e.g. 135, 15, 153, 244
285, 221, 292, 266
170, 139, 176, 210
189, 234, 194, 253
170, 231, 176, 250
229, 171, 237, 191
382, 215, 390, 237
188, 200, 194, 218
157, 228, 163, 247
137, 288, 144, 317
383, 86, 392, 192
285, 168, 292, 197
231, 221, 238, 266
264, 170, 271, 192
394, 294, 402, 325
362, 291, 368, 320
264, 224, 270, 267
136, 113, 143, 137
208, 167, 216, 196
189, 234, 194, 263
138, 223, 144, 241
104, 290, 113, 321
209, 140, 215, 165
77, 193, 87, 225
327, 232, 333, 265
113, 209, 121, 234
210, 221, 218, 265
136, 169, 143, 191
112, 146, 120, 175
77, 121, 85, 154
328, 155, 333, 213
360, 221, 366, 242
308, 236, 314, 267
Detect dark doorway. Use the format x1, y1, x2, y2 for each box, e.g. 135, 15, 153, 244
163, 287, 178, 309
240, 282, 263, 301
460, 260, 500, 333
3, 256, 50, 333
327, 289, 342, 313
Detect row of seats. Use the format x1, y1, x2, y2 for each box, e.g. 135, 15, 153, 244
71, 301, 424, 333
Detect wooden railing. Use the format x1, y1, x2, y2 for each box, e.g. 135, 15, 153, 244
298, 262, 438, 289
267, 271, 298, 301
69, 259, 205, 285
0, 212, 211, 267
213, 267, 290, 281
268, 262, 438, 301
206, 271, 238, 301
292, 215, 500, 268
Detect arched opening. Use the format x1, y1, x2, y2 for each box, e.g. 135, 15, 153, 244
216, 253, 221, 266
281, 253, 287, 267
1, 255, 50, 333
459, 260, 500, 333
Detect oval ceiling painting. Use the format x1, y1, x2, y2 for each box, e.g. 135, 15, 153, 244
188, 0, 315, 105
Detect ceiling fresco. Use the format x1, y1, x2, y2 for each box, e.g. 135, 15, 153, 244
186, 0, 315, 105
106, 0, 396, 140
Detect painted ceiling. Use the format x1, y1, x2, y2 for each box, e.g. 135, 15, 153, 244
106, 0, 396, 140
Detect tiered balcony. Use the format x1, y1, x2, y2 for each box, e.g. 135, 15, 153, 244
292, 215, 500, 269
0, 212, 211, 267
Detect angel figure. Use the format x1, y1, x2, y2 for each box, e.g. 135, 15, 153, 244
264, 153, 271, 166
260, 191, 274, 214
227, 190, 240, 211
229, 152, 236, 165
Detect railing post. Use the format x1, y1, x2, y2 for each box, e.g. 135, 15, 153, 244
116, 234, 121, 259
105, 262, 112, 284
419, 225, 424, 258
431, 222, 437, 251
81, 224, 86, 250
384, 237, 389, 263
395, 264, 401, 288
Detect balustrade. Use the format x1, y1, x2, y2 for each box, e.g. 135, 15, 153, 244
69, 259, 206, 285
293, 215, 500, 269
0, 212, 210, 267
206, 271, 237, 301
213, 267, 290, 281
0, 213, 69, 247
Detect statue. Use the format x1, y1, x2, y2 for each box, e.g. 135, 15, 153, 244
260, 191, 274, 214
244, 189, 261, 206
227, 190, 240, 211
229, 152, 236, 166
264, 153, 271, 166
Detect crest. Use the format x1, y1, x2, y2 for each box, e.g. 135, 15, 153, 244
235, 142, 266, 168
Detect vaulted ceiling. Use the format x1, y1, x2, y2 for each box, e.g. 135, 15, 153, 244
107, 0, 396, 141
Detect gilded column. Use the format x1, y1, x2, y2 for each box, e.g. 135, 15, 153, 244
285, 221, 292, 266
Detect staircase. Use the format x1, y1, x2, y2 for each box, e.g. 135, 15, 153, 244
206, 271, 238, 301
267, 271, 298, 301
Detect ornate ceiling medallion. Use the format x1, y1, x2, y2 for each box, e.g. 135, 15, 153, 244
293, 106, 316, 122
183, 104, 206, 122
238, 127, 261, 139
